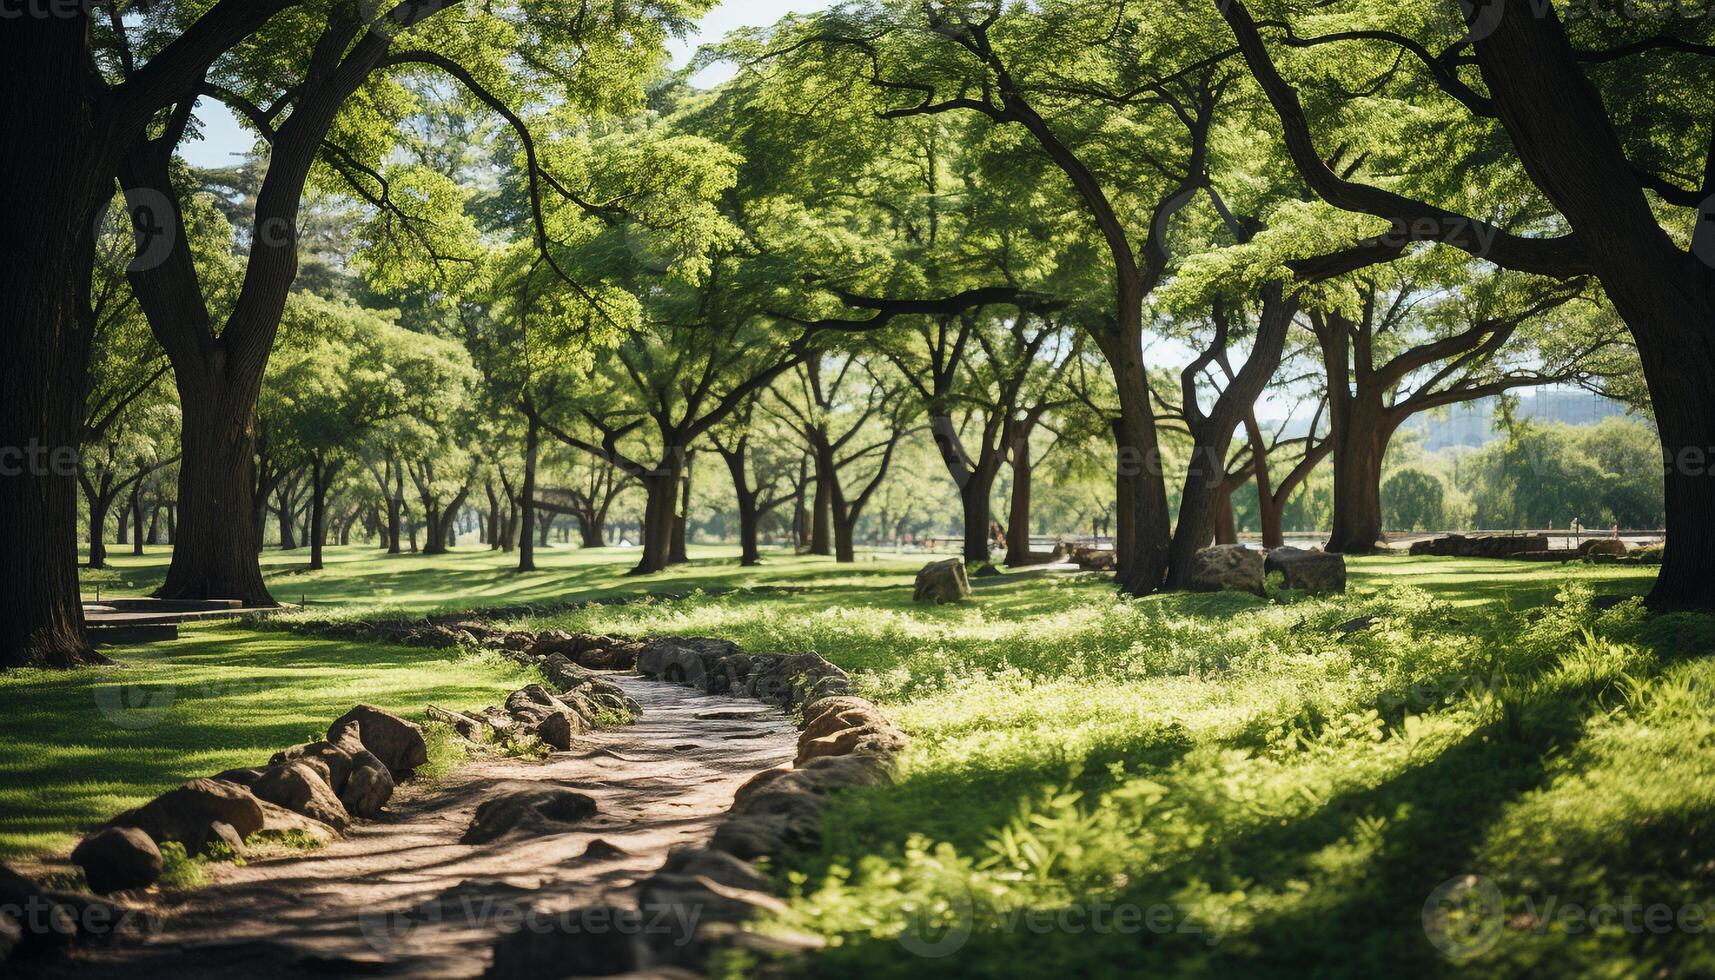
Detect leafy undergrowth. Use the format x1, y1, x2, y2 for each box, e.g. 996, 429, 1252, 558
0, 625, 537, 860
508, 563, 1708, 978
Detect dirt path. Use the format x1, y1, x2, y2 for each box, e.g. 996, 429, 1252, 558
39, 677, 797, 978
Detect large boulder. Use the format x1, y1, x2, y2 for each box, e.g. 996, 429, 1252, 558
1264, 547, 1347, 594
913, 558, 971, 604
70, 826, 162, 894
327, 705, 427, 780
1582, 538, 1629, 557
1187, 545, 1266, 596
251, 762, 351, 831
270, 738, 357, 792
109, 778, 265, 856
328, 722, 396, 817
461, 787, 598, 845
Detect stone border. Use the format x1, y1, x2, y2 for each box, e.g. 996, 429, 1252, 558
425, 628, 910, 977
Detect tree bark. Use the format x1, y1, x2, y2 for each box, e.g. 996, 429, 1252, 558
159, 383, 275, 604
307, 455, 332, 571
1244, 413, 1285, 549
632, 458, 682, 575
131, 485, 145, 557
721, 445, 763, 567
809, 454, 834, 557
518, 415, 540, 573
1213, 480, 1238, 546
1005, 424, 1035, 566
669, 452, 694, 566
86, 486, 113, 570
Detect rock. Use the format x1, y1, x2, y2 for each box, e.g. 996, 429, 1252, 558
110, 778, 265, 855
657, 848, 772, 894
251, 799, 341, 846
913, 558, 971, 604
1408, 533, 1550, 558
1582, 538, 1629, 557
578, 839, 630, 861
709, 813, 805, 861
210, 767, 266, 788
972, 562, 1003, 578
327, 705, 427, 780
191, 820, 248, 860
796, 723, 908, 767
637, 874, 788, 967
540, 653, 600, 692
1186, 545, 1265, 596
339, 751, 395, 819
1264, 547, 1348, 594
643, 643, 710, 688
799, 695, 877, 731
462, 787, 598, 844
251, 762, 351, 832
71, 826, 162, 894
1066, 545, 1116, 572
801, 704, 889, 744
530, 709, 588, 752
579, 641, 639, 671
485, 905, 640, 979
270, 739, 355, 792
0, 864, 113, 957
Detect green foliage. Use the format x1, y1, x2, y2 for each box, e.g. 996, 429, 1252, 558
1383, 467, 1447, 532
1460, 419, 1664, 529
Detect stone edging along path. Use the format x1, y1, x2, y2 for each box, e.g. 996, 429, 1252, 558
6, 621, 907, 978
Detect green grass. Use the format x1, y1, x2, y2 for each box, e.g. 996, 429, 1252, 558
78, 542, 930, 614
484, 554, 1704, 978
0, 624, 538, 860
41, 544, 1715, 975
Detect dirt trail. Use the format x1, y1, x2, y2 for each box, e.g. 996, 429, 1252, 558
40, 677, 797, 979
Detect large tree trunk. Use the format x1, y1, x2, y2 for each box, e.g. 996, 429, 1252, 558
1245, 415, 1285, 549
1111, 418, 1136, 570
632, 455, 683, 575
308, 456, 330, 571
386, 478, 403, 555
276, 485, 297, 551
0, 22, 111, 667
131, 485, 145, 557
1004, 426, 1035, 566
809, 453, 834, 557
1326, 411, 1389, 555
669, 453, 694, 566
959, 469, 998, 565
87, 491, 112, 570
158, 382, 275, 605
581, 517, 606, 549
1108, 347, 1171, 593
722, 446, 763, 567
1213, 481, 1239, 546
484, 480, 500, 550
518, 416, 540, 573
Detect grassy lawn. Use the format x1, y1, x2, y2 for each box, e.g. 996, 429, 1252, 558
0, 624, 537, 861
35, 544, 1715, 975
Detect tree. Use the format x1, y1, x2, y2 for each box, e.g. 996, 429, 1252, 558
1382, 468, 1447, 533
1215, 0, 1715, 607
773, 354, 913, 563
1304, 263, 1609, 552
266, 294, 475, 570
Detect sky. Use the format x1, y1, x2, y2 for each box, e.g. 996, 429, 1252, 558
179, 2, 829, 168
